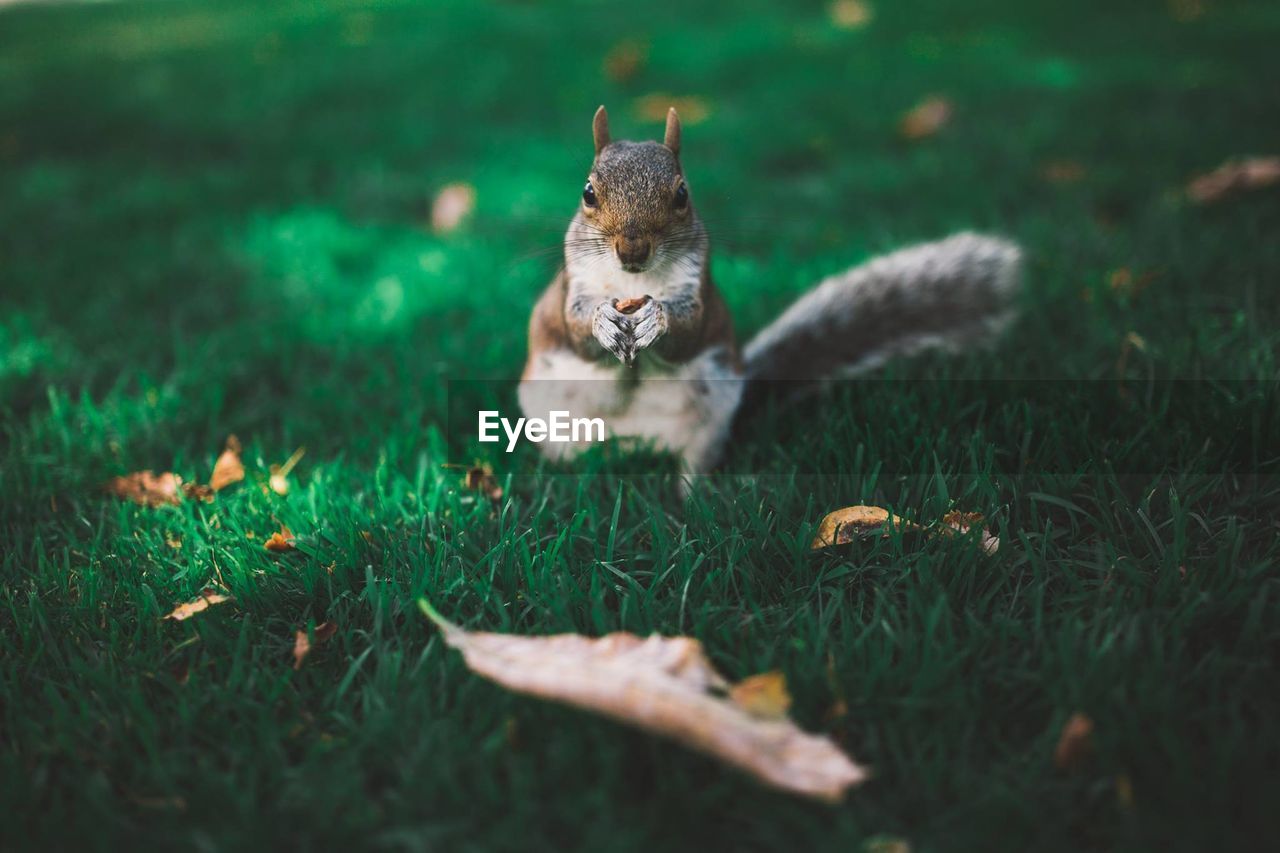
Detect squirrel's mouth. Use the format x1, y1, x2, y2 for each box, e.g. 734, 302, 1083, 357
620, 262, 647, 274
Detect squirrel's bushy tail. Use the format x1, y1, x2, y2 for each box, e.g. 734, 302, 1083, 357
742, 232, 1022, 382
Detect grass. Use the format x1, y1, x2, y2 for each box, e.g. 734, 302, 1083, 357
2, 0, 1279, 849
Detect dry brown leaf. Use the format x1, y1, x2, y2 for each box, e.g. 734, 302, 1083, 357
1108, 267, 1158, 299
810, 505, 914, 548
615, 295, 651, 315
938, 511, 1000, 555
633, 94, 710, 124
812, 505, 999, 553
263, 524, 296, 553
431, 182, 476, 233
181, 482, 215, 503
603, 38, 648, 83
729, 671, 793, 720
420, 600, 867, 802
829, 0, 874, 30
210, 435, 244, 492
163, 589, 232, 621
293, 621, 337, 670
165, 534, 183, 550
899, 96, 953, 141
1054, 712, 1095, 771
463, 463, 504, 503
1187, 156, 1280, 204
105, 471, 183, 507
269, 446, 306, 496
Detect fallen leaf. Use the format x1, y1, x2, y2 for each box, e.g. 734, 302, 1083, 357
210, 435, 244, 492
163, 589, 232, 621
810, 505, 914, 548
105, 471, 183, 507
829, 0, 874, 30
263, 524, 296, 553
729, 671, 792, 720
293, 621, 338, 670
1054, 712, 1095, 771
811, 505, 999, 553
1041, 159, 1087, 184
463, 463, 504, 503
165, 534, 183, 550
603, 38, 648, 83
431, 182, 476, 233
899, 96, 953, 141
615, 295, 651, 315
633, 94, 711, 124
938, 511, 1000, 555
1187, 156, 1280, 204
269, 446, 306, 496
419, 599, 867, 802
181, 482, 215, 503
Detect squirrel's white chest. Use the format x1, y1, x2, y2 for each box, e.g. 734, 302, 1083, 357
517, 346, 743, 472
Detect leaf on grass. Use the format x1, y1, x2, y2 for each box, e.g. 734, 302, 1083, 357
899, 96, 953, 141
164, 589, 232, 621
1108, 267, 1158, 299
829, 0, 874, 30
105, 471, 183, 507
263, 524, 296, 553
810, 505, 915, 548
603, 38, 648, 83
729, 671, 792, 720
811, 505, 999, 553
293, 621, 338, 670
1053, 712, 1095, 771
431, 183, 476, 233
1187, 156, 1280, 204
633, 94, 711, 124
181, 482, 215, 503
863, 837, 911, 853
461, 463, 504, 503
938, 511, 1000, 555
419, 599, 867, 802
210, 435, 244, 492
269, 446, 306, 496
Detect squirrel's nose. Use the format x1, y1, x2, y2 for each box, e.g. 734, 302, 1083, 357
615, 237, 651, 269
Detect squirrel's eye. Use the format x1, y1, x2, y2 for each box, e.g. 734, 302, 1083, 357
582, 182, 597, 207
674, 182, 689, 210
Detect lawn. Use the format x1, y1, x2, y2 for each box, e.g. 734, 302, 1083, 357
2, 0, 1279, 850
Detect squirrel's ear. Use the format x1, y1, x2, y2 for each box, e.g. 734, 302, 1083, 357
592, 105, 611, 155
663, 107, 682, 159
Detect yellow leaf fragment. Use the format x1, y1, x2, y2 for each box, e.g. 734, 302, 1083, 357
431, 183, 476, 233
420, 600, 867, 802
810, 505, 913, 548
164, 589, 232, 621
263, 524, 296, 553
729, 671, 793, 720
104, 471, 183, 507
899, 96, 953, 141
269, 446, 306, 496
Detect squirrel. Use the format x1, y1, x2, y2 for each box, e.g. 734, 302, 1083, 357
518, 105, 1022, 482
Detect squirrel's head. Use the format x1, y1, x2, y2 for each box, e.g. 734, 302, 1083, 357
578, 105, 695, 274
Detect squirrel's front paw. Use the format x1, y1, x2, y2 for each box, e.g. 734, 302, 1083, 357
592, 302, 634, 365
632, 299, 668, 350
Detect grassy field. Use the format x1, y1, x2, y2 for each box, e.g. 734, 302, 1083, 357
2, 0, 1279, 850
